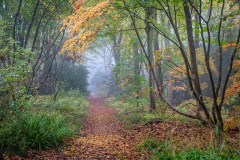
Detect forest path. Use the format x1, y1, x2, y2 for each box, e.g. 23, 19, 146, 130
60, 97, 146, 159
8, 97, 239, 159
82, 97, 123, 135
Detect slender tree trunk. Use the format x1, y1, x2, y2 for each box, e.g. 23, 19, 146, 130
153, 9, 163, 95
31, 7, 48, 51
112, 33, 122, 64
194, 10, 206, 122
161, 18, 173, 104
183, 0, 206, 122
194, 13, 200, 49
215, 106, 223, 147
24, 0, 40, 48
133, 41, 140, 107
12, 0, 23, 65
145, 7, 156, 112
13, 0, 22, 50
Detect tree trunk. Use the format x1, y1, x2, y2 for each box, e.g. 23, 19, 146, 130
145, 7, 156, 112
194, 13, 200, 49
112, 33, 122, 64
24, 0, 40, 48
13, 0, 22, 50
153, 9, 163, 95
183, 0, 206, 122
159, 13, 173, 104
194, 11, 206, 122
215, 106, 224, 147
133, 41, 140, 107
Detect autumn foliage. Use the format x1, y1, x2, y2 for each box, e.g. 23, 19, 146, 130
226, 59, 240, 97
61, 0, 114, 60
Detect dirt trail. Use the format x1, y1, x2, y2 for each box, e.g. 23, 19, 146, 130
82, 97, 123, 135
59, 97, 145, 159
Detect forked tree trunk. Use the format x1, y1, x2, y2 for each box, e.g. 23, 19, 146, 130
184, 1, 225, 147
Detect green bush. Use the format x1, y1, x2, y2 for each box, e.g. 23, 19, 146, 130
138, 138, 240, 160
0, 112, 74, 155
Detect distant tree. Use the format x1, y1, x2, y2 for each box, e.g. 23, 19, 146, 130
60, 62, 89, 95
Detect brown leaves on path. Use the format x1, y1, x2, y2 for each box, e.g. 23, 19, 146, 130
62, 97, 147, 159
82, 97, 123, 135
